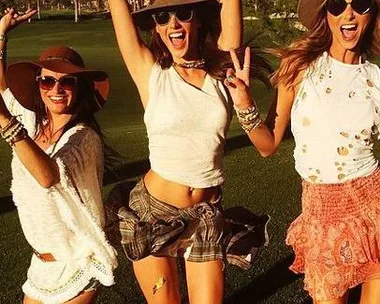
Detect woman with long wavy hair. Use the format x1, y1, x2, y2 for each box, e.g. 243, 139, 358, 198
224, 0, 380, 302
106, 0, 271, 302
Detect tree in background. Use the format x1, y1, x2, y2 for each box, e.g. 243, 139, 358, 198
243, 0, 302, 47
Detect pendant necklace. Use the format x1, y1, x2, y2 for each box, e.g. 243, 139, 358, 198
41, 127, 63, 145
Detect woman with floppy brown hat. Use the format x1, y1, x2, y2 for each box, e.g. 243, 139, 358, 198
0, 8, 117, 304
106, 0, 272, 302
223, 0, 380, 302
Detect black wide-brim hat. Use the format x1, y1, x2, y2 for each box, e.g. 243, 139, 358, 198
131, 0, 218, 30
7, 45, 110, 112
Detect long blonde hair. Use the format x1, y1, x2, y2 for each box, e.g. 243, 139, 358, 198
271, 1, 380, 88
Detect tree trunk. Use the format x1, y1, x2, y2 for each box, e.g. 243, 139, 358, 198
26, 0, 32, 23
36, 0, 41, 19
74, 0, 79, 23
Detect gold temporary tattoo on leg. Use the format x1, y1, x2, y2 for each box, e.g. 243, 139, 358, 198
152, 277, 166, 295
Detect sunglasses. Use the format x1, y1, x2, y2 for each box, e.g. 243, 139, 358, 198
36, 75, 77, 91
326, 0, 374, 16
152, 8, 194, 26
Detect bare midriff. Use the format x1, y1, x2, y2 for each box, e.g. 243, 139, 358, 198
144, 170, 221, 209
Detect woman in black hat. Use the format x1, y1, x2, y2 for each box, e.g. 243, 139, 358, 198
106, 0, 271, 302
0, 8, 117, 304
224, 0, 380, 302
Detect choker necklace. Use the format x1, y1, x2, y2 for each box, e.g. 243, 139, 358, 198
173, 59, 206, 69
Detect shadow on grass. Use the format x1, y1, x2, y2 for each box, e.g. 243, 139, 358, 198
225, 255, 300, 304
0, 195, 14, 214
224, 253, 362, 304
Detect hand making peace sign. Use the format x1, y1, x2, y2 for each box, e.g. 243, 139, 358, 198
224, 47, 254, 110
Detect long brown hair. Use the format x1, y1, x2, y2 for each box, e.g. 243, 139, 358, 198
148, 2, 273, 84
271, 1, 380, 88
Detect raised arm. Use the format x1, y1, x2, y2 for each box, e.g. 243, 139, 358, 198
217, 0, 242, 50
107, 0, 155, 106
0, 8, 63, 188
0, 8, 37, 93
0, 95, 60, 188
225, 49, 296, 157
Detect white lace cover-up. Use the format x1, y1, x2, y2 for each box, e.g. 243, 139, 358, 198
2, 89, 118, 304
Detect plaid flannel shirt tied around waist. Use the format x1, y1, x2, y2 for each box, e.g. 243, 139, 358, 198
106, 180, 269, 270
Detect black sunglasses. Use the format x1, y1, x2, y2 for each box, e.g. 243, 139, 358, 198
152, 8, 194, 26
36, 75, 77, 91
326, 0, 374, 16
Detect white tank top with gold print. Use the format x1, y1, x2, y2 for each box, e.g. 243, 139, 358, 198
291, 52, 380, 183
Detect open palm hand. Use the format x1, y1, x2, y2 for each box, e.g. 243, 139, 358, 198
0, 8, 37, 34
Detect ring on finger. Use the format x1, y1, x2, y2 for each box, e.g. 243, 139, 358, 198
227, 75, 235, 82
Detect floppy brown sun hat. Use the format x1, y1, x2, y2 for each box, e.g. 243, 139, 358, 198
7, 46, 110, 112
297, 0, 326, 30
131, 0, 218, 29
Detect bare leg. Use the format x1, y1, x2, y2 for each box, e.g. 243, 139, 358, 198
185, 259, 224, 304
133, 255, 181, 304
23, 295, 41, 304
360, 278, 380, 304
64, 290, 98, 304
313, 293, 348, 304
23, 290, 97, 304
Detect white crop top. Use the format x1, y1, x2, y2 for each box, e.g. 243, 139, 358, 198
291, 52, 380, 184
144, 63, 232, 188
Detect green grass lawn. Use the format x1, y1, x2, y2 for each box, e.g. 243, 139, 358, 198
0, 19, 372, 304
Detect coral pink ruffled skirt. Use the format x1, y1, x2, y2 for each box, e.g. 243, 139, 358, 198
286, 169, 380, 301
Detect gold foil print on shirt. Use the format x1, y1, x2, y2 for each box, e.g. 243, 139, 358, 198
337, 147, 349, 156
366, 79, 374, 87
309, 176, 318, 182
302, 117, 311, 127
338, 174, 346, 180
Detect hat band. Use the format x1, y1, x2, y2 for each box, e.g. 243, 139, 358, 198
45, 56, 80, 66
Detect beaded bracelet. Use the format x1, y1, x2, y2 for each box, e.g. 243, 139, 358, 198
0, 48, 6, 60
234, 104, 263, 134
0, 33, 7, 61
8, 127, 28, 146
0, 116, 18, 136
4, 123, 24, 143
0, 116, 28, 146
1, 120, 23, 140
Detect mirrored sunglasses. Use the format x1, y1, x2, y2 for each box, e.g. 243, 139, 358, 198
326, 0, 374, 16
152, 8, 194, 26
36, 75, 77, 91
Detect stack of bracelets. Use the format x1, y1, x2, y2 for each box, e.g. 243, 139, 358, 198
234, 103, 263, 134
0, 116, 28, 146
